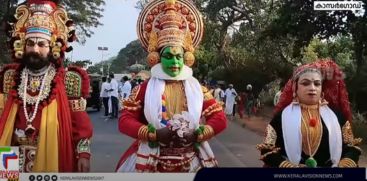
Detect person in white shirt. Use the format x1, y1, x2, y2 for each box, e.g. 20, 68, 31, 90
109, 73, 119, 119
213, 84, 224, 103
100, 77, 111, 117
120, 76, 132, 100
224, 84, 237, 116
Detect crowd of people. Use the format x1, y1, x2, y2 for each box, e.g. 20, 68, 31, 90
99, 74, 134, 121
209, 82, 260, 120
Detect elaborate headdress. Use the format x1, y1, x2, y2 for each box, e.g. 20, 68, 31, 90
137, 0, 204, 67
7, 0, 76, 61
274, 59, 352, 121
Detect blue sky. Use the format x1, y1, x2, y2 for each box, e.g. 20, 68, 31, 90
66, 0, 140, 64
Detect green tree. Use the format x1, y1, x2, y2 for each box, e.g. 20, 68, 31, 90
111, 40, 147, 73
62, 0, 105, 43
0, 0, 105, 65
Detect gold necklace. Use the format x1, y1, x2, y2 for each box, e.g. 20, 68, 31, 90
301, 107, 323, 168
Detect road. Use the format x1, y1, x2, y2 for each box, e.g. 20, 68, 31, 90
87, 108, 264, 172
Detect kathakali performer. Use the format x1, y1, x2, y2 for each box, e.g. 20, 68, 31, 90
116, 0, 227, 172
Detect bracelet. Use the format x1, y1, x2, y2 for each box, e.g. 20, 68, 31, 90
77, 138, 91, 154
197, 125, 215, 142
147, 124, 158, 148
69, 97, 87, 112
138, 126, 149, 141
279, 161, 298, 168
259, 147, 281, 160
338, 158, 357, 167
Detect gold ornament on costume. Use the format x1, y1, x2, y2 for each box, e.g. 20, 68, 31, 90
11, 0, 75, 60
147, 52, 160, 67
137, 0, 204, 67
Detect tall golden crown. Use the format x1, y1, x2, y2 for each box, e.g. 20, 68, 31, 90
11, 0, 76, 60
137, 0, 204, 67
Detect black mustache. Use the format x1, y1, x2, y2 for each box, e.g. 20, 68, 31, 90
24, 52, 43, 60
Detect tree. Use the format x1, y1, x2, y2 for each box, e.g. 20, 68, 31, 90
0, 0, 17, 65
135, 0, 150, 10
265, 0, 367, 112
62, 0, 105, 43
111, 40, 147, 73
0, 0, 105, 65
265, 0, 367, 73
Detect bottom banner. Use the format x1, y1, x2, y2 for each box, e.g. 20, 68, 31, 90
195, 168, 366, 181
20, 173, 195, 181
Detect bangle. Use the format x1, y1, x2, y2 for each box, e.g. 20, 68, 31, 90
279, 161, 298, 168
147, 124, 158, 148
338, 158, 357, 167
77, 139, 91, 154
196, 125, 205, 142
202, 125, 215, 141
259, 147, 281, 160
138, 126, 149, 141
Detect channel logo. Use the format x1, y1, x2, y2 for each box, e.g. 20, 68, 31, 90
0, 147, 19, 180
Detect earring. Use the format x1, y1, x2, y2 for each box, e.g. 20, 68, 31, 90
292, 92, 299, 104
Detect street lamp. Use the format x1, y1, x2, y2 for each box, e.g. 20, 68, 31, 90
98, 46, 108, 76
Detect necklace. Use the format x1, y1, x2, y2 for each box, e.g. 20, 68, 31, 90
301, 105, 323, 168
19, 66, 55, 105
28, 75, 43, 93
21, 65, 52, 136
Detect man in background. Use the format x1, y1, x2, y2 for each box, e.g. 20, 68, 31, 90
109, 73, 119, 119
100, 77, 110, 118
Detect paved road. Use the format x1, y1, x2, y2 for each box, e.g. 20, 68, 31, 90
87, 108, 263, 172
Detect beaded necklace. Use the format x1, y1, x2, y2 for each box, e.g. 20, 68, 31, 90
21, 65, 51, 136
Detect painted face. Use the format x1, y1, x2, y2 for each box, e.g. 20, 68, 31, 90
25, 37, 50, 58
160, 46, 184, 77
24, 37, 51, 70
296, 72, 323, 105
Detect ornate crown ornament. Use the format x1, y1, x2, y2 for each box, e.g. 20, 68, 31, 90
10, 0, 76, 60
137, 0, 204, 67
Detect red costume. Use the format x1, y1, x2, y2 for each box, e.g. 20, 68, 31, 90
0, 0, 92, 172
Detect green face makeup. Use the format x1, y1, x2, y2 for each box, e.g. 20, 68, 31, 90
160, 46, 184, 77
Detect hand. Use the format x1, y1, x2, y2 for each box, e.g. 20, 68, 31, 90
298, 164, 307, 168
156, 127, 176, 146
180, 129, 197, 146
77, 157, 90, 172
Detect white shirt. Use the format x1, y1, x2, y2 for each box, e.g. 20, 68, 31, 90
109, 78, 119, 98
225, 88, 237, 102
213, 88, 224, 102
120, 81, 132, 99
100, 82, 111, 98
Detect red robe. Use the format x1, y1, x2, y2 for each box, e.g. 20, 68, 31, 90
115, 80, 227, 170
0, 64, 92, 172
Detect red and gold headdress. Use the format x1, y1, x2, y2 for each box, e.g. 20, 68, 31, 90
9, 0, 76, 61
275, 59, 352, 121
137, 0, 204, 67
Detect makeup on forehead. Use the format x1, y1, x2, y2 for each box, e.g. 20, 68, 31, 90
160, 46, 184, 55
26, 37, 50, 44
299, 78, 322, 82
170, 47, 183, 54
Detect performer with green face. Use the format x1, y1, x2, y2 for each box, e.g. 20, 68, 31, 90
116, 0, 227, 172
160, 46, 185, 77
